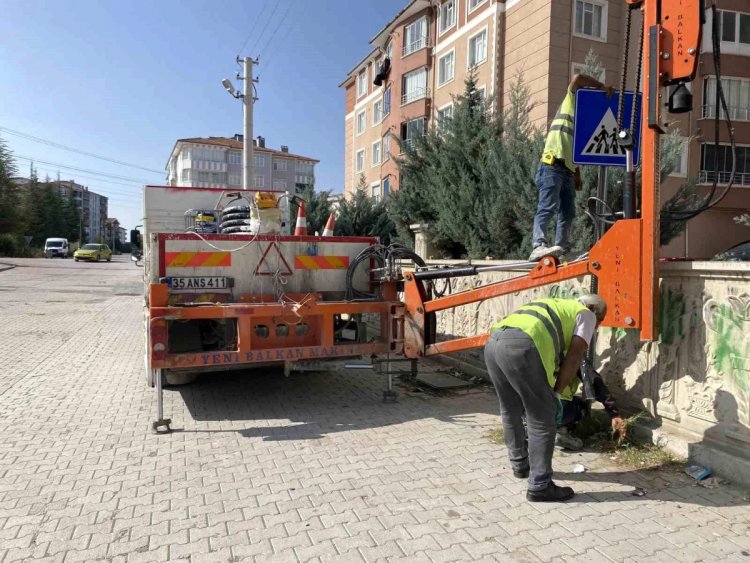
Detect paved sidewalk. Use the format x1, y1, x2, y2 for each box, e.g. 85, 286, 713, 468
0, 259, 748, 562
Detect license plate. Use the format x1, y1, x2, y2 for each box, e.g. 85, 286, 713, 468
168, 276, 230, 291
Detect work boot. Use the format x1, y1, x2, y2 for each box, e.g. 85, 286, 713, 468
555, 430, 583, 451
513, 468, 529, 479
526, 482, 575, 502
528, 244, 563, 261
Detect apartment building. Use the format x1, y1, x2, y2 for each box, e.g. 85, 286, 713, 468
166, 135, 318, 194
342, 0, 750, 258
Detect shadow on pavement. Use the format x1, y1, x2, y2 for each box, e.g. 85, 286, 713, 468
171, 366, 495, 441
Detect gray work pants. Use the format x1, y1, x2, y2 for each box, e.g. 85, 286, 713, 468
484, 328, 557, 491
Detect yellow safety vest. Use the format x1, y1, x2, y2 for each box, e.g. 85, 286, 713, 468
541, 91, 576, 172
491, 298, 589, 400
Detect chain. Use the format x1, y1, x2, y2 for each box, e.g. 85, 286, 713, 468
630, 13, 645, 138
616, 6, 634, 131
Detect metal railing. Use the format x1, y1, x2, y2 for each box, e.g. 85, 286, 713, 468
401, 87, 430, 105
699, 170, 750, 185
403, 35, 429, 57
702, 105, 750, 120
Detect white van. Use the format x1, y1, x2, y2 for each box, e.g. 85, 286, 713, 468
44, 238, 69, 258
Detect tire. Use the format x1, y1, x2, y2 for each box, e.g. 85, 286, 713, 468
74, 258, 79, 262
107, 257, 111, 262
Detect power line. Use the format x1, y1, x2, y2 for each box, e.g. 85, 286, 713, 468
260, 8, 301, 72
13, 155, 155, 184
0, 126, 164, 174
250, 1, 281, 56
258, 1, 293, 61
237, 1, 269, 56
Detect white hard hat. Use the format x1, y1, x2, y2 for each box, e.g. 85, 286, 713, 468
578, 293, 607, 321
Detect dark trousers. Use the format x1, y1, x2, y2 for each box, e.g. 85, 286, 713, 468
484, 328, 557, 491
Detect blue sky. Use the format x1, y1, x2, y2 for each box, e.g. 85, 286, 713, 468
0, 0, 405, 231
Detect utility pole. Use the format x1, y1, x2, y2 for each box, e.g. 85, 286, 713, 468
223, 56, 258, 191
242, 57, 255, 191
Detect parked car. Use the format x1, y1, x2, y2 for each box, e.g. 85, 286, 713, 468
44, 238, 69, 258
712, 240, 750, 262
74, 243, 112, 262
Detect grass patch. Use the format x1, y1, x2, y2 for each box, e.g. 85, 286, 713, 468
487, 427, 504, 445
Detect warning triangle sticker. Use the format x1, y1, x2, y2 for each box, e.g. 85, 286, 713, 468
582, 108, 625, 156
254, 241, 293, 276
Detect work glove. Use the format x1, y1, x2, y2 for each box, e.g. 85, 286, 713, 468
554, 394, 564, 426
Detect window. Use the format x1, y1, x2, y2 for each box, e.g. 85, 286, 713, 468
385, 39, 393, 60
403, 16, 428, 56
437, 104, 453, 128
371, 182, 382, 202
228, 174, 241, 185
255, 176, 265, 188
255, 154, 266, 168
181, 169, 190, 181
669, 137, 689, 177
373, 100, 383, 125
703, 76, 750, 120
383, 178, 390, 197
383, 87, 392, 116
402, 67, 428, 105
372, 141, 381, 165
700, 143, 750, 186
438, 51, 455, 86
574, 1, 607, 40
273, 179, 287, 190
439, 1, 456, 35
401, 118, 426, 148
355, 149, 365, 172
383, 135, 391, 161
356, 110, 367, 134
468, 0, 487, 12
228, 152, 242, 165
357, 69, 367, 97
296, 161, 314, 174
273, 159, 288, 171
468, 30, 487, 68
718, 10, 750, 50
476, 85, 486, 100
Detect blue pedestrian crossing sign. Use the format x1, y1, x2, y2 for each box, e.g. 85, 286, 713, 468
573, 89, 642, 167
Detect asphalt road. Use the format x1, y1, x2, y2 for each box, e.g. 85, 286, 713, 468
0, 257, 748, 562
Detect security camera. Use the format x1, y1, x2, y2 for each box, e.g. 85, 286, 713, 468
221, 78, 236, 96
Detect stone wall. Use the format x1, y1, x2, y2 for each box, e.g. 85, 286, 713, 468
426, 259, 750, 469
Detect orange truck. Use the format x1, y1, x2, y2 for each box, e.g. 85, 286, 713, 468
138, 185, 403, 432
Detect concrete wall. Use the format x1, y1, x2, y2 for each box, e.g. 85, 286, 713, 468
423, 258, 750, 473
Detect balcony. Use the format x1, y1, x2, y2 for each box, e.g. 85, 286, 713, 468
403, 36, 430, 57
702, 105, 750, 121
402, 87, 430, 106
699, 170, 750, 186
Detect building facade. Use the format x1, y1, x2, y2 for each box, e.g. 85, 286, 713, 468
165, 136, 318, 194
104, 218, 127, 249
341, 0, 750, 259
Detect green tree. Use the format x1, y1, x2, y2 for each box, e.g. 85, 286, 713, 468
0, 137, 22, 236
335, 186, 395, 243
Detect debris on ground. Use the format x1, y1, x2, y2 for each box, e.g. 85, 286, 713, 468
697, 476, 727, 488
630, 487, 647, 496
487, 427, 504, 445
573, 463, 586, 473
685, 464, 713, 480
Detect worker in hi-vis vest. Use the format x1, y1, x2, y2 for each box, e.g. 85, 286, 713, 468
484, 294, 607, 502
529, 75, 614, 262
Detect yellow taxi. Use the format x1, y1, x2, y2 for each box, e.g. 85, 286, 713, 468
74, 243, 112, 262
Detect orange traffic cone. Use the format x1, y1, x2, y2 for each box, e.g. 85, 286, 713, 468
294, 201, 308, 236
322, 212, 335, 237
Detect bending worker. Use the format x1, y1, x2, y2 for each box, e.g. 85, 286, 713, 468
484, 294, 607, 502
529, 74, 614, 262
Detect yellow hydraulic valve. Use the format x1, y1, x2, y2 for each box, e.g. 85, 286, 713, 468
256, 192, 278, 209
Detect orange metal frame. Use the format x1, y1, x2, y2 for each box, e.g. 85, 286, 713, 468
398, 0, 703, 358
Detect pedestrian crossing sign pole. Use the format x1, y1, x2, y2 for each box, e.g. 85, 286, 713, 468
573, 90, 642, 167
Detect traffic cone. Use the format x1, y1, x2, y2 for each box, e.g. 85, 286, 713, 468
294, 201, 308, 236
322, 212, 336, 237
